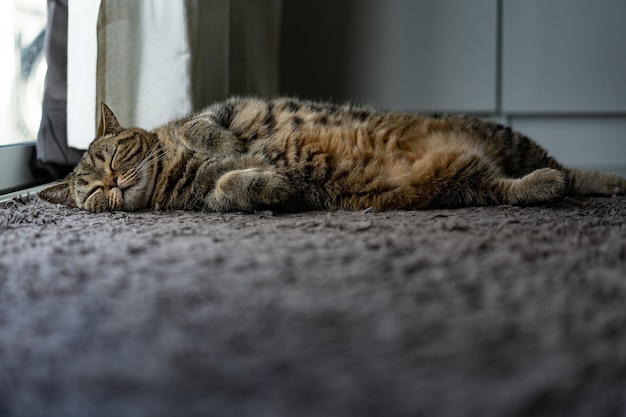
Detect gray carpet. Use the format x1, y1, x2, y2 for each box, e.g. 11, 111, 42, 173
1, 195, 625, 417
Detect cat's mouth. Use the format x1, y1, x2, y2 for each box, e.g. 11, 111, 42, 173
112, 179, 146, 211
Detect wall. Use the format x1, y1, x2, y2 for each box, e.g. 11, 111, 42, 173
280, 0, 626, 176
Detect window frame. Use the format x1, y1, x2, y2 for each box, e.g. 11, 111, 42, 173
0, 0, 72, 196
0, 143, 47, 194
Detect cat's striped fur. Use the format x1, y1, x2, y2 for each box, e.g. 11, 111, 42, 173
39, 97, 626, 213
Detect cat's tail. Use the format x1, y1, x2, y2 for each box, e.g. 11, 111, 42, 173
565, 168, 626, 196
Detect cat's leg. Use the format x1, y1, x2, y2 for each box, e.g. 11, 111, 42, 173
176, 117, 243, 156
208, 168, 295, 212
420, 152, 568, 208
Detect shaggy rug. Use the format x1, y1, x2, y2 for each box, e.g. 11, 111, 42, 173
0, 195, 625, 417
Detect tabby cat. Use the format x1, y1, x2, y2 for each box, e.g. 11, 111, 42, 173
39, 97, 625, 213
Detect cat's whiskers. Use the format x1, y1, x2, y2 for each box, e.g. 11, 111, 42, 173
118, 144, 166, 188
133, 144, 166, 174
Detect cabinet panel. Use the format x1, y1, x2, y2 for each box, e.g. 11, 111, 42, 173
281, 0, 497, 112
502, 0, 626, 113
511, 117, 626, 173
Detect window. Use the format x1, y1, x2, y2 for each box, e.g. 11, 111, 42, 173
0, 0, 47, 146
0, 0, 47, 193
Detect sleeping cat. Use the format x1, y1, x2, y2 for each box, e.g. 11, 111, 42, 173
39, 97, 625, 213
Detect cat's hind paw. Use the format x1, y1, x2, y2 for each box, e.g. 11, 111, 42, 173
505, 168, 569, 205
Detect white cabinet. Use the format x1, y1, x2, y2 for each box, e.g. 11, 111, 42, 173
281, 0, 497, 113
502, 0, 626, 114
350, 0, 498, 113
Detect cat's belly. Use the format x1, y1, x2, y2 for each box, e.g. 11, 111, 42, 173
248, 127, 443, 210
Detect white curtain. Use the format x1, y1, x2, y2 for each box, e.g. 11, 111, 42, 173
68, 0, 282, 149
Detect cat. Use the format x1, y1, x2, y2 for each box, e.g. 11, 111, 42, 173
38, 97, 625, 213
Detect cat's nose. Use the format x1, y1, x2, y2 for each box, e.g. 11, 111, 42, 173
106, 177, 118, 189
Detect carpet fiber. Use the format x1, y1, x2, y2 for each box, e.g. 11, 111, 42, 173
1, 196, 625, 417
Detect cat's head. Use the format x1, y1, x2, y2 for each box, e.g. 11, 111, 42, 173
38, 103, 162, 213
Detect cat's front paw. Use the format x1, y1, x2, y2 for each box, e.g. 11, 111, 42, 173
214, 168, 292, 211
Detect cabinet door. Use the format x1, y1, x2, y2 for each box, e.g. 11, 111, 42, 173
502, 0, 626, 113
281, 0, 497, 113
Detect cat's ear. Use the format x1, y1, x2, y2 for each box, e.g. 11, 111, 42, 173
98, 102, 122, 137
38, 179, 76, 207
